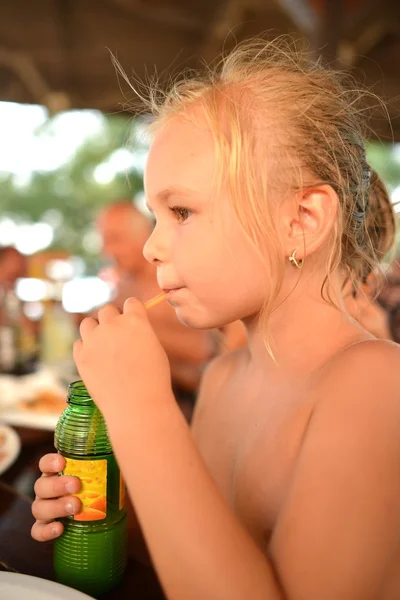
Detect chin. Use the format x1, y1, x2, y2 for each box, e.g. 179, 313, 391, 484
176, 313, 210, 329
175, 308, 238, 331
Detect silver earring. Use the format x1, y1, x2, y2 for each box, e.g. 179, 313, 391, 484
289, 249, 303, 269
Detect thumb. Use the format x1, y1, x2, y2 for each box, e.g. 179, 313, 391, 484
122, 296, 147, 318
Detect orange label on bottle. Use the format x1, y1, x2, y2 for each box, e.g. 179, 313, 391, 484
119, 472, 125, 510
64, 457, 107, 521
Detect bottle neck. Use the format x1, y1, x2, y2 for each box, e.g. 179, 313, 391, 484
67, 380, 94, 407
67, 397, 95, 407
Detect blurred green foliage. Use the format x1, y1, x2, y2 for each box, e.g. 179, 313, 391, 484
367, 142, 400, 191
0, 112, 145, 272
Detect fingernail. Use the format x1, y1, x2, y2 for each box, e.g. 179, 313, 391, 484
52, 456, 61, 471
65, 480, 78, 494
52, 526, 59, 538
65, 500, 76, 515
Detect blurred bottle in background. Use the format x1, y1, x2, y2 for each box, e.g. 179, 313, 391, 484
40, 299, 77, 367
0, 286, 38, 375
0, 287, 20, 373
27, 251, 79, 372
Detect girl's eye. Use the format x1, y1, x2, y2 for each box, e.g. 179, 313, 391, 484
169, 206, 191, 223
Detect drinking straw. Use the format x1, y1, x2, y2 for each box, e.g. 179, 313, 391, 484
144, 292, 166, 310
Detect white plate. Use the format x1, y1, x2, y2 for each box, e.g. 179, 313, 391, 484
0, 366, 70, 431
0, 409, 59, 431
0, 424, 20, 476
0, 572, 95, 600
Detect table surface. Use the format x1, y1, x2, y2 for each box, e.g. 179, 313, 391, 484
0, 480, 165, 599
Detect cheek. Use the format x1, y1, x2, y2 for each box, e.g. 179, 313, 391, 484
175, 231, 224, 283
210, 241, 268, 308
171, 228, 205, 269
172, 218, 267, 293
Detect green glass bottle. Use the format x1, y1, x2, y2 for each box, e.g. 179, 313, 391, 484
54, 380, 127, 596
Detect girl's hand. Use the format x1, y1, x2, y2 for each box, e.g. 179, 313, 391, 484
73, 298, 172, 419
31, 454, 81, 542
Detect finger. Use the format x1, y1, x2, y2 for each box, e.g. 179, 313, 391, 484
79, 316, 98, 340
34, 474, 81, 499
123, 297, 147, 317
97, 304, 120, 324
38, 453, 66, 476
73, 339, 82, 364
31, 519, 64, 542
32, 494, 82, 521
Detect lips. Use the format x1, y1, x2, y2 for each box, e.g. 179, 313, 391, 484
161, 287, 183, 301
159, 282, 182, 292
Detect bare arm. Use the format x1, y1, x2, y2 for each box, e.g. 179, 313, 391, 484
105, 355, 283, 600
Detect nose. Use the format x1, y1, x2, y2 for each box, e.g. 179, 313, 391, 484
143, 223, 166, 265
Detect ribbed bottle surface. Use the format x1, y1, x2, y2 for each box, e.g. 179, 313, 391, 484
54, 380, 112, 456
54, 513, 127, 597
54, 380, 127, 597
55, 404, 111, 456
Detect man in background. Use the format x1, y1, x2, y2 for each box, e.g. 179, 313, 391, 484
344, 263, 400, 343
378, 260, 400, 313
96, 201, 216, 420
0, 247, 26, 289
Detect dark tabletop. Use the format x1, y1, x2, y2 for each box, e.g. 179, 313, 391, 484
0, 477, 165, 599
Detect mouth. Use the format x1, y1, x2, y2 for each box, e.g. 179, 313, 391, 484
162, 287, 183, 300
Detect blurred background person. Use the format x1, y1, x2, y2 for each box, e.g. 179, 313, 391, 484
378, 260, 400, 311
0, 247, 26, 290
344, 176, 397, 342
95, 200, 216, 420
388, 303, 400, 343
214, 320, 247, 354
380, 260, 400, 343
0, 247, 37, 374
345, 284, 392, 340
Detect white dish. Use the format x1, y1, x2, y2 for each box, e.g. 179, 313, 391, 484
0, 423, 20, 475
0, 572, 95, 600
0, 366, 70, 431
0, 409, 59, 431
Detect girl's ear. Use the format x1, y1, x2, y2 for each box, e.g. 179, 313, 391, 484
280, 184, 339, 260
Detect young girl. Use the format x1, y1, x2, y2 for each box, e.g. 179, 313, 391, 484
32, 38, 400, 600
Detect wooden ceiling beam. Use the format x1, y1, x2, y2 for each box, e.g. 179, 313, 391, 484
199, 0, 254, 63
0, 48, 51, 102
315, 0, 343, 63
278, 0, 318, 34
110, 0, 204, 32
0, 48, 71, 111
339, 19, 390, 65
52, 0, 77, 102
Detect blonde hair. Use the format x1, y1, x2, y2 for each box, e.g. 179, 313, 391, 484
120, 37, 396, 333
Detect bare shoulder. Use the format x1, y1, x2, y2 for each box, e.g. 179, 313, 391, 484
314, 338, 400, 418
271, 339, 400, 600
338, 337, 400, 361
325, 338, 400, 382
